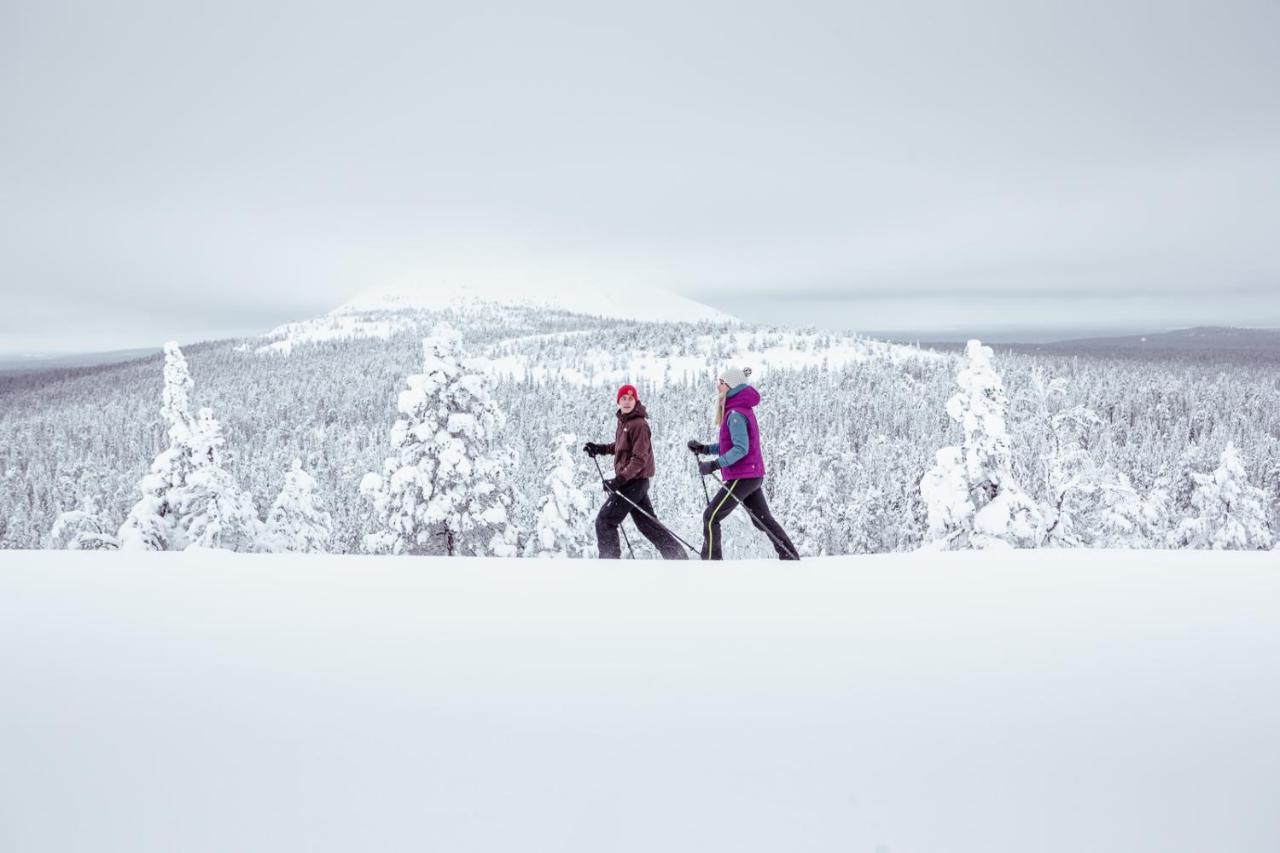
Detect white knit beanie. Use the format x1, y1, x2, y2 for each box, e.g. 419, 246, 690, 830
719, 366, 752, 387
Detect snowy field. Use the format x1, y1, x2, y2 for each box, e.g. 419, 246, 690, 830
2, 550, 1278, 853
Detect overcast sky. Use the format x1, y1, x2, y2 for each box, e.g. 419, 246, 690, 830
3, 0, 1279, 351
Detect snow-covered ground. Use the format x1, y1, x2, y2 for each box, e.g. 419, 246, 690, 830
2, 550, 1277, 853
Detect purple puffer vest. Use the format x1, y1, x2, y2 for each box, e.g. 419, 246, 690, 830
718, 385, 765, 481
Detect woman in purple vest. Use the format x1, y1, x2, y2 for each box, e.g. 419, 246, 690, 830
688, 367, 799, 560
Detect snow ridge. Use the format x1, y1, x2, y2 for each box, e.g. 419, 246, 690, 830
332, 280, 734, 324
257, 281, 734, 354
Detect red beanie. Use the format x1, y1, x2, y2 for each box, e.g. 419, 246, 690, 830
616, 384, 638, 402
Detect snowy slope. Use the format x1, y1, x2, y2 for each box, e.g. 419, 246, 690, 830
3, 549, 1278, 853
255, 282, 940, 384
258, 280, 733, 354
255, 310, 418, 354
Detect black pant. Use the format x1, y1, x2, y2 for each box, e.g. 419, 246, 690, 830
595, 478, 688, 560
700, 476, 799, 560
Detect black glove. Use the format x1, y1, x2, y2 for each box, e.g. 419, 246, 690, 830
698, 459, 721, 476
602, 476, 625, 493
687, 439, 710, 455
582, 442, 603, 457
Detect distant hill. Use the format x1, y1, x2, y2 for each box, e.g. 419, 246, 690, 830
0, 347, 160, 374
1049, 326, 1280, 353
256, 281, 735, 355
905, 326, 1280, 362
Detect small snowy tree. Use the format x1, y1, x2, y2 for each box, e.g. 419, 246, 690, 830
525, 432, 594, 558
118, 341, 198, 551
1090, 473, 1160, 548
48, 495, 119, 550
363, 323, 519, 556
1173, 443, 1273, 550
1151, 444, 1213, 544
1034, 397, 1106, 547
922, 340, 1042, 549
920, 446, 971, 547
173, 409, 263, 551
263, 459, 333, 553
117, 345, 263, 552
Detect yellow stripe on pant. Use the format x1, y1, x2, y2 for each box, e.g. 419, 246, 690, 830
706, 479, 738, 558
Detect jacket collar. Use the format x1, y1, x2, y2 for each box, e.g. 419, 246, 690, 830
724, 384, 759, 409
617, 401, 648, 421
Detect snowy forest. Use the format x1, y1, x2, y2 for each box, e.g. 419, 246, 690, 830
2, 306, 1278, 557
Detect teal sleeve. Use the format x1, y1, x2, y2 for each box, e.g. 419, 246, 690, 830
717, 412, 749, 467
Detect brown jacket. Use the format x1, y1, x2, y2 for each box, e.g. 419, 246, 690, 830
604, 402, 656, 481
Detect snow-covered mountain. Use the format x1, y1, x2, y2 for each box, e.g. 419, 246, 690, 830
254, 280, 940, 387
258, 280, 734, 354
335, 279, 734, 323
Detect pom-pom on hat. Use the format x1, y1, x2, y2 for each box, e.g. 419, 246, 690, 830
719, 366, 753, 388
616, 384, 639, 402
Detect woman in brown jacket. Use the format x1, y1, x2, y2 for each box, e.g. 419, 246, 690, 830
583, 384, 688, 559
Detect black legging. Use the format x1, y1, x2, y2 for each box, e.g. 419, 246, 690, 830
700, 476, 799, 560
595, 478, 688, 560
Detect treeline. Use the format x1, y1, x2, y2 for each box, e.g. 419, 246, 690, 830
1, 311, 1277, 555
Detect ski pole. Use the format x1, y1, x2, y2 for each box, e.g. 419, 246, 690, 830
592, 457, 699, 556
705, 471, 802, 561
690, 447, 711, 505
604, 484, 701, 556
591, 454, 635, 558
692, 444, 796, 557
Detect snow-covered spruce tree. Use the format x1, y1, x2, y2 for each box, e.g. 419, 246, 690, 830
1089, 474, 1161, 548
1038, 404, 1157, 548
263, 459, 333, 553
920, 446, 971, 546
48, 495, 119, 550
361, 323, 519, 556
525, 432, 594, 558
174, 408, 264, 551
117, 341, 198, 551
921, 340, 1042, 549
1149, 444, 1213, 544
1173, 442, 1273, 550
1264, 454, 1280, 541
1011, 368, 1106, 547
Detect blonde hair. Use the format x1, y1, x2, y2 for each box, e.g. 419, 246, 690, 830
713, 367, 752, 427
